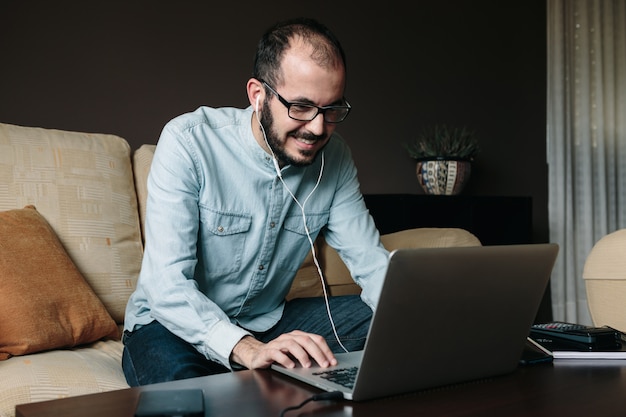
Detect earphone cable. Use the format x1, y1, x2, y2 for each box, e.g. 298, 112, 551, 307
276, 153, 348, 353
257, 108, 348, 353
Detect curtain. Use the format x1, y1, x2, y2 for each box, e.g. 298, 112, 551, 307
547, 0, 626, 325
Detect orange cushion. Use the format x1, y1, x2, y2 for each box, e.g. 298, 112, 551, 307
0, 206, 119, 360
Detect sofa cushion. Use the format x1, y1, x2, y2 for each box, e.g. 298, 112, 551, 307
0, 123, 143, 324
0, 206, 119, 360
0, 340, 128, 417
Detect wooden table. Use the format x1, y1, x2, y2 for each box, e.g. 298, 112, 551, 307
15, 360, 626, 417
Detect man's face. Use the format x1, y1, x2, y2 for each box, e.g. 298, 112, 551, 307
258, 44, 346, 167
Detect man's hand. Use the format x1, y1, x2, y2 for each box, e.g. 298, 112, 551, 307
230, 331, 337, 370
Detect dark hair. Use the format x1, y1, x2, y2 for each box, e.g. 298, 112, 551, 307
252, 17, 347, 88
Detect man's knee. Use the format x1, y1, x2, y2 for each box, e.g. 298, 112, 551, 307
122, 321, 229, 386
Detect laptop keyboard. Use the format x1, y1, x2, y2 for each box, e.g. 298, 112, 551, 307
313, 366, 358, 389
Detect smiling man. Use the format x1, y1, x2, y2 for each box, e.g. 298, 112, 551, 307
121, 17, 390, 386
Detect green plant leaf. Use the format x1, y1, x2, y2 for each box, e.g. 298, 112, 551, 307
404, 124, 480, 161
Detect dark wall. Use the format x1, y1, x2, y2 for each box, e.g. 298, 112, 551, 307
0, 1, 548, 244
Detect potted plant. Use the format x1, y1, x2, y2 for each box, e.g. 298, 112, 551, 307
404, 125, 480, 195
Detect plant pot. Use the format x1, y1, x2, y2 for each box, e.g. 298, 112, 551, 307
416, 159, 471, 195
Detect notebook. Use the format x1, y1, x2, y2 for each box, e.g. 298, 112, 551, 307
271, 243, 559, 401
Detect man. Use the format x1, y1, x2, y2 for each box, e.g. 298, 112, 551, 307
122, 17, 389, 386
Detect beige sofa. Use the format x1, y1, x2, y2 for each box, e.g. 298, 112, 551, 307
0, 122, 481, 417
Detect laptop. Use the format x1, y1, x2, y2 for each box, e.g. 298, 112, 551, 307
271, 243, 559, 401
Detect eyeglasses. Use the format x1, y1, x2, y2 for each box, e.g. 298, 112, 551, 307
262, 81, 351, 123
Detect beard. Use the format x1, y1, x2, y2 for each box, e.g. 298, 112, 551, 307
259, 100, 328, 167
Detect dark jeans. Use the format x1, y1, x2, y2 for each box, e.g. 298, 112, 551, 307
122, 295, 372, 386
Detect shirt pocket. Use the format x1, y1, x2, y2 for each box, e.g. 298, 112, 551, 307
277, 211, 329, 272
198, 206, 252, 276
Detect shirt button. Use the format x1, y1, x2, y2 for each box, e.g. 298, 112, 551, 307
217, 226, 224, 233
258, 265, 264, 271
270, 222, 276, 228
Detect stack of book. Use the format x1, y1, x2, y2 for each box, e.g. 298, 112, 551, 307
528, 322, 626, 359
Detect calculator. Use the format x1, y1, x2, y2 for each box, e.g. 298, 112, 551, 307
529, 322, 622, 350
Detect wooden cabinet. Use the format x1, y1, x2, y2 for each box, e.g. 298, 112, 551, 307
363, 194, 533, 246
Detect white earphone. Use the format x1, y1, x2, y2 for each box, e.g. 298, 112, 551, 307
254, 89, 340, 351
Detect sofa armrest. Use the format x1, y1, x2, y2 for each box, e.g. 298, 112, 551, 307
287, 227, 481, 299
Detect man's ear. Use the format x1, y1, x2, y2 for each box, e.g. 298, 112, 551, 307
246, 79, 265, 111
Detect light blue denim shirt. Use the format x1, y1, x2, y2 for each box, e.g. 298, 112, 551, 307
124, 106, 389, 369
